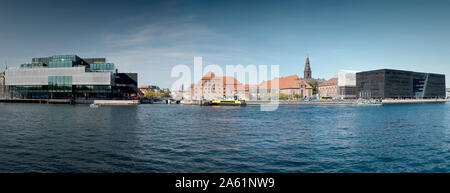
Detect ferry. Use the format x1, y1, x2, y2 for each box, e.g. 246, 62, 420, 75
210, 99, 246, 106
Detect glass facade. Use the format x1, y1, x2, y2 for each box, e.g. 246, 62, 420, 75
356, 69, 446, 99
74, 85, 111, 93
83, 58, 106, 64
89, 63, 114, 71
48, 55, 80, 68
5, 54, 138, 99
32, 57, 52, 64
48, 60, 75, 68
9, 86, 47, 93
20, 63, 47, 68
412, 73, 427, 98
48, 76, 72, 92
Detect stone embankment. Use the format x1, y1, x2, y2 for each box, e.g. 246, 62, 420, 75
381, 99, 448, 104
178, 99, 449, 105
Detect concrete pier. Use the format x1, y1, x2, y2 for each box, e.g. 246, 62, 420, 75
381, 99, 448, 104
246, 100, 357, 105
93, 100, 139, 105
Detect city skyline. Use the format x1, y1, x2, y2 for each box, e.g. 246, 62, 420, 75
0, 0, 450, 88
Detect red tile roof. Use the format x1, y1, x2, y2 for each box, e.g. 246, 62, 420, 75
221, 76, 240, 85
196, 72, 243, 91
201, 72, 215, 80
319, 77, 338, 87
195, 72, 312, 91
245, 84, 259, 89
260, 75, 312, 90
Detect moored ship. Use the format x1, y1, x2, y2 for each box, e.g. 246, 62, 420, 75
210, 99, 246, 106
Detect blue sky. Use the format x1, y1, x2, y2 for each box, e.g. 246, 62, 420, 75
0, 0, 449, 88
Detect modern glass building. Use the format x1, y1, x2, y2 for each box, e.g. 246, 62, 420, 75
356, 69, 446, 99
5, 55, 137, 99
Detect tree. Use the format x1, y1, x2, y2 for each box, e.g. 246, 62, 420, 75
278, 93, 289, 100
144, 90, 156, 98
160, 91, 171, 98
293, 94, 303, 99
264, 93, 272, 100
263, 92, 279, 100
307, 79, 319, 95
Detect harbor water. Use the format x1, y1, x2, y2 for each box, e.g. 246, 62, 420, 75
0, 103, 448, 172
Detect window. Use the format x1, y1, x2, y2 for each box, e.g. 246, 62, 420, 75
48, 76, 72, 92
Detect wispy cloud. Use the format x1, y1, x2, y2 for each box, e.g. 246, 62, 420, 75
102, 15, 223, 47
98, 15, 247, 87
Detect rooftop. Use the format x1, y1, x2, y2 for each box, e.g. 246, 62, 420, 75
319, 77, 338, 87
260, 75, 312, 90
358, 69, 445, 76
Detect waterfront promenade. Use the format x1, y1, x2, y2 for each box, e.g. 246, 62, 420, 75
180, 99, 449, 105
0, 98, 73, 104
1, 98, 448, 105
0, 98, 139, 105
381, 98, 448, 104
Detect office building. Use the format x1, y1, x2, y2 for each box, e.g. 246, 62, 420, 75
5, 55, 138, 99
356, 69, 445, 99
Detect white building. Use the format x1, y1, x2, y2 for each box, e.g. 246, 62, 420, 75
446, 88, 450, 99
337, 70, 359, 99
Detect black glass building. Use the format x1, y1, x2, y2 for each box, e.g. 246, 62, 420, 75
356, 69, 446, 99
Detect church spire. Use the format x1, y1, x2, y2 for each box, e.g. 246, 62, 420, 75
304, 56, 312, 80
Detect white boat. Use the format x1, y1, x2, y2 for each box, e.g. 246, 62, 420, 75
89, 104, 100, 108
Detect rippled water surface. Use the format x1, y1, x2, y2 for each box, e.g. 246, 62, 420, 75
0, 103, 448, 172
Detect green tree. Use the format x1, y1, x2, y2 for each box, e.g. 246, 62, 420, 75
278, 93, 289, 100
160, 92, 171, 98
307, 79, 319, 95
264, 93, 272, 100
144, 90, 156, 98
293, 94, 303, 99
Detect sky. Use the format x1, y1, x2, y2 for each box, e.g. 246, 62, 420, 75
0, 0, 449, 88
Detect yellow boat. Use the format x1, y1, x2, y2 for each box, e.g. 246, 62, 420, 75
210, 99, 246, 106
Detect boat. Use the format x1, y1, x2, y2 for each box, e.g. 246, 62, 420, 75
210, 99, 246, 106
357, 103, 382, 106
89, 104, 100, 108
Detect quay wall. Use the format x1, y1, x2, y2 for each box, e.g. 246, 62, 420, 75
381, 99, 448, 104
0, 99, 139, 105
92, 100, 139, 105
0, 99, 72, 104
179, 99, 449, 105
246, 100, 357, 105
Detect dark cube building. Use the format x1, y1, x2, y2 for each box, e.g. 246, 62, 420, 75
356, 69, 445, 99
